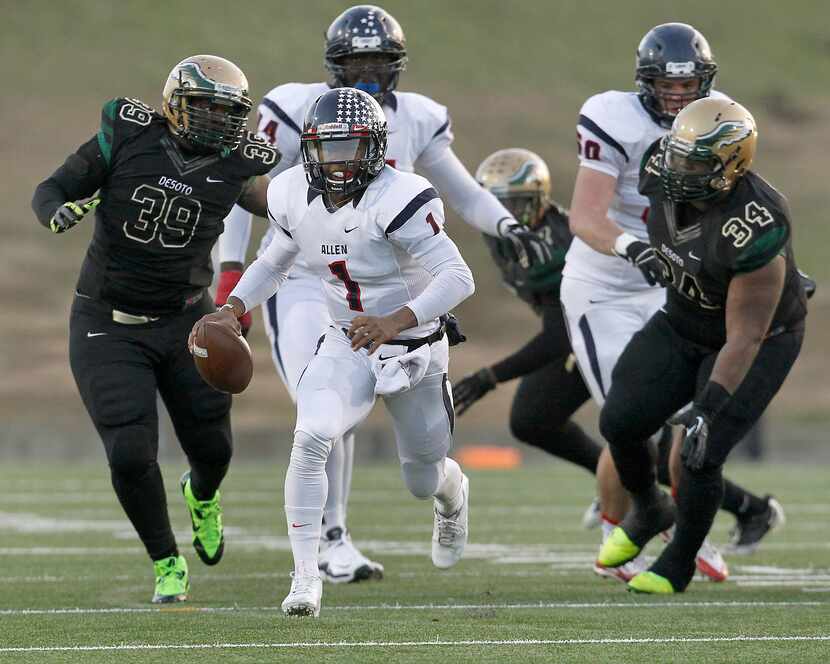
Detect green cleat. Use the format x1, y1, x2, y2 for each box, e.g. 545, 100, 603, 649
181, 471, 225, 565
597, 526, 642, 567
152, 555, 189, 604
627, 571, 676, 594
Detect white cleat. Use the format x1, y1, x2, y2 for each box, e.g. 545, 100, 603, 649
660, 527, 729, 582
281, 572, 322, 617
432, 473, 469, 569
582, 497, 602, 530
694, 537, 729, 582
318, 527, 384, 584
593, 554, 648, 583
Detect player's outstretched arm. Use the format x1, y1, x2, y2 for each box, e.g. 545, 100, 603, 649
32, 136, 107, 233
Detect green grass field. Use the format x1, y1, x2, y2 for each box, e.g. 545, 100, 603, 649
1, 461, 828, 662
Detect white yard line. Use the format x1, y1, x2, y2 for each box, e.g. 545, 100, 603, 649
1, 635, 829, 653
0, 600, 824, 616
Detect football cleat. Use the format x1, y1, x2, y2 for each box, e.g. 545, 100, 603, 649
180, 471, 225, 565
660, 528, 728, 582
432, 474, 469, 569
318, 527, 384, 584
151, 555, 189, 604
627, 571, 676, 594
594, 555, 648, 583
726, 495, 786, 555
598, 488, 675, 567
582, 497, 602, 530
597, 527, 643, 569
281, 572, 322, 617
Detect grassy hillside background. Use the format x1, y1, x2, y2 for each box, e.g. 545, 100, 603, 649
2, 0, 828, 458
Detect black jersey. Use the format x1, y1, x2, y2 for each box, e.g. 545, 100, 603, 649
74, 98, 279, 315
639, 139, 807, 348
483, 205, 572, 312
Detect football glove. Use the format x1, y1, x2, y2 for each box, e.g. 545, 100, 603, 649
452, 367, 497, 416
669, 407, 711, 471
215, 270, 252, 337
50, 199, 99, 234
498, 219, 553, 269
440, 312, 467, 346
613, 232, 668, 287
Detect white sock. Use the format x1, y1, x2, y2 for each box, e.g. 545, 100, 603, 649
285, 430, 331, 576
601, 517, 616, 541
433, 457, 464, 515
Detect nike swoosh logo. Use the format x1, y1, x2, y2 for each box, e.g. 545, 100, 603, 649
345, 226, 359, 233
86, 332, 108, 338
688, 251, 701, 261
291, 522, 311, 528
378, 355, 397, 361
206, 176, 223, 183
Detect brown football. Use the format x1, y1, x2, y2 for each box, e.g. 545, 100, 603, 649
192, 321, 253, 394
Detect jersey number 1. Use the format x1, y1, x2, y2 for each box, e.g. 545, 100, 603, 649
329, 260, 364, 312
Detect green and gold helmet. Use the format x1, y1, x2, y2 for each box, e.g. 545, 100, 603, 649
661, 97, 757, 202
475, 148, 551, 227
162, 55, 253, 155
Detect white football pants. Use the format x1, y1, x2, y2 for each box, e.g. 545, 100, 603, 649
262, 273, 353, 533
560, 276, 665, 406
284, 329, 460, 574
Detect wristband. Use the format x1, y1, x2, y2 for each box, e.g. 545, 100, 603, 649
695, 381, 731, 418
613, 232, 638, 258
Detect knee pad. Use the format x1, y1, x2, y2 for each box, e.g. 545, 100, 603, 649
598, 399, 629, 447
106, 424, 157, 478
401, 460, 442, 499
291, 429, 333, 475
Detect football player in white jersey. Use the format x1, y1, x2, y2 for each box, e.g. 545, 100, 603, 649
216, 4, 549, 583
193, 88, 474, 617
562, 23, 781, 583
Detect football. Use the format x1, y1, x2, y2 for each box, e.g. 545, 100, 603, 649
192, 321, 253, 394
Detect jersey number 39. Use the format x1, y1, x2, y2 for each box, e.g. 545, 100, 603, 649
124, 184, 202, 247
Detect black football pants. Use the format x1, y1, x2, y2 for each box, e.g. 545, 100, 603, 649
69, 294, 233, 561
599, 310, 803, 589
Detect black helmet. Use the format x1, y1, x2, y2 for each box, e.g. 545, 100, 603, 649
301, 88, 388, 195
636, 23, 718, 128
324, 5, 407, 102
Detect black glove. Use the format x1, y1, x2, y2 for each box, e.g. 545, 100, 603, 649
452, 368, 497, 416
498, 219, 552, 270
669, 407, 711, 471
49, 199, 99, 234
613, 232, 668, 286
441, 312, 467, 346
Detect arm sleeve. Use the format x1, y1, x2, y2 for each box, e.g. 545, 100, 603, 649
490, 306, 564, 382
31, 136, 108, 228
417, 146, 511, 237
386, 197, 475, 324
228, 220, 299, 312
218, 99, 303, 264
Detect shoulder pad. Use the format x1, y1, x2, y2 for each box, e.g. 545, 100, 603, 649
579, 91, 651, 146
232, 132, 282, 175
393, 90, 450, 135
260, 82, 329, 135
97, 97, 158, 165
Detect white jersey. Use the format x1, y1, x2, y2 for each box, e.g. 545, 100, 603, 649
563, 89, 728, 293
233, 164, 474, 339
254, 82, 453, 276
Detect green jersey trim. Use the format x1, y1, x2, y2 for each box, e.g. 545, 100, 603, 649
734, 226, 788, 273
97, 99, 117, 165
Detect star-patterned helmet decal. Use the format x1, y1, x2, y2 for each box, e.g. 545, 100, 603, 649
334, 88, 384, 130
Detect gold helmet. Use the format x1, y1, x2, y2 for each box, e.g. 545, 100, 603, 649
661, 97, 757, 202
162, 55, 253, 155
475, 148, 551, 227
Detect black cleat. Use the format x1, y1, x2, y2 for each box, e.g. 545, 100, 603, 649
725, 495, 785, 555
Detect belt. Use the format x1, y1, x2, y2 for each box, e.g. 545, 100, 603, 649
343, 324, 445, 352
75, 290, 204, 325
